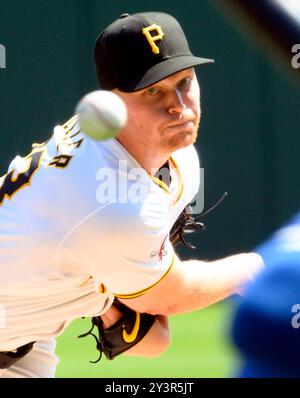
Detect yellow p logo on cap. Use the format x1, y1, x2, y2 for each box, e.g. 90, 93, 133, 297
142, 24, 164, 55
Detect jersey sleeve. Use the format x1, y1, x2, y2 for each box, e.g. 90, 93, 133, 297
102, 235, 175, 299
57, 194, 175, 298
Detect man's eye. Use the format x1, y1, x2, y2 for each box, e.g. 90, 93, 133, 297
145, 87, 160, 96
178, 77, 192, 89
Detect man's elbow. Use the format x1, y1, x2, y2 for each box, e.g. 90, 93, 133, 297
147, 303, 182, 316
144, 328, 170, 358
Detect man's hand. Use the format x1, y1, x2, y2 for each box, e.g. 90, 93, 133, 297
234, 252, 265, 296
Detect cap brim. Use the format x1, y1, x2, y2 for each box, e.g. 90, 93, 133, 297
119, 55, 215, 92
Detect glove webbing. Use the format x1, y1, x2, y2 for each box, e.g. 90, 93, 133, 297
171, 191, 228, 249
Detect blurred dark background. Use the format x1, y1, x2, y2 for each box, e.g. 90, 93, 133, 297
0, 0, 299, 259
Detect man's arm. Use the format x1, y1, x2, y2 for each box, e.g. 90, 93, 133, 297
119, 252, 264, 316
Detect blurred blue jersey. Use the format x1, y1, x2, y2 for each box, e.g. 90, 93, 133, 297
232, 211, 300, 378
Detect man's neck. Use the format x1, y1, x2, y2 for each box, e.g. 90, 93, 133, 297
116, 136, 170, 176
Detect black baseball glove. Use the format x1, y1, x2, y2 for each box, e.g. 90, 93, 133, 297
169, 192, 228, 249
78, 298, 156, 362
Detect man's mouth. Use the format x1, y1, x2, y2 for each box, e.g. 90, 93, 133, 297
166, 120, 195, 131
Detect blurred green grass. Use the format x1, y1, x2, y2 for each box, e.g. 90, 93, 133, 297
55, 300, 241, 378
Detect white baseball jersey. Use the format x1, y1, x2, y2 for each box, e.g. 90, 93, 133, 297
0, 115, 200, 352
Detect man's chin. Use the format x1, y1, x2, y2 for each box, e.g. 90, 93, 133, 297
168, 130, 198, 151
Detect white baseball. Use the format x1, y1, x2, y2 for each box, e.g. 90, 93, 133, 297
75, 90, 127, 141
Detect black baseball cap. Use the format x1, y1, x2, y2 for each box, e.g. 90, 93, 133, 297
94, 12, 214, 92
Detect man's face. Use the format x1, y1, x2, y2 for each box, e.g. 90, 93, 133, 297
114, 68, 201, 154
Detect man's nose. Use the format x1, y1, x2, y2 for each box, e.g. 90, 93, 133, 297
167, 89, 187, 114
